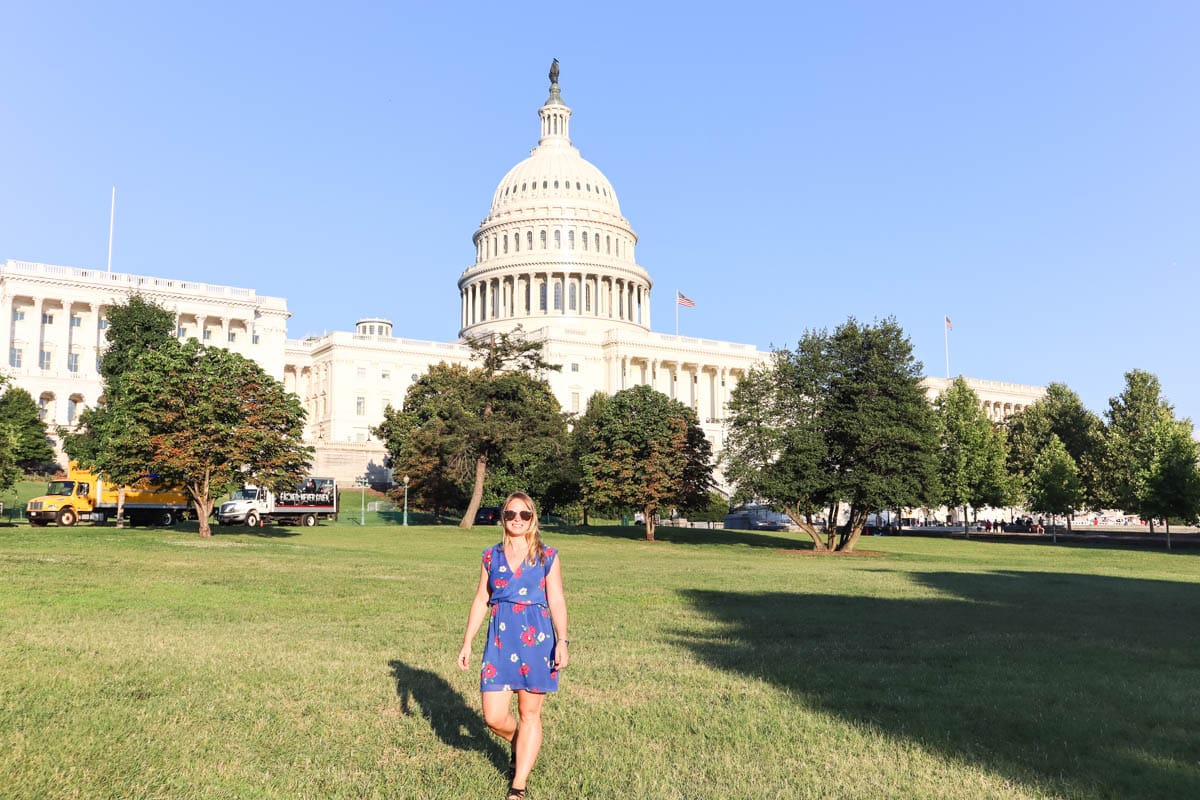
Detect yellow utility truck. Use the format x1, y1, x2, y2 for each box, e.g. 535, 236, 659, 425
26, 463, 190, 527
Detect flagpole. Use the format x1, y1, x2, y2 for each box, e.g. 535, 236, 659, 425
107, 185, 116, 273
675, 289, 679, 336
944, 318, 950, 378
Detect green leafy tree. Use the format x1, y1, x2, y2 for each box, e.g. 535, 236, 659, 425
1026, 434, 1085, 534
582, 384, 714, 541
0, 387, 57, 470
567, 392, 611, 525
1144, 421, 1200, 546
821, 319, 941, 551
936, 377, 1010, 531
722, 320, 938, 552
458, 328, 562, 528
372, 345, 570, 526
1102, 370, 1176, 532
723, 342, 833, 550
0, 376, 21, 493
98, 294, 176, 390
115, 340, 311, 536
1007, 383, 1104, 511
64, 295, 177, 526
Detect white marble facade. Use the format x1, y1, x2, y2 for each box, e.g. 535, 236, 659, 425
3, 70, 1046, 485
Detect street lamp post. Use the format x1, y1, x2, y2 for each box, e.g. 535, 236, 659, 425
356, 474, 368, 526
403, 475, 410, 526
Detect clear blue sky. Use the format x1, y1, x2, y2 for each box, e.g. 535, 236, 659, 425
4, 2, 1198, 424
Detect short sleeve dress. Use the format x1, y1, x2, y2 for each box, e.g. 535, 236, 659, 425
480, 543, 560, 693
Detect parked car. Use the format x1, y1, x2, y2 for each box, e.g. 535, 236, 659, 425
475, 506, 502, 525
723, 503, 795, 532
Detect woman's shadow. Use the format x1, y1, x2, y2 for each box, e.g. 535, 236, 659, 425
388, 660, 508, 774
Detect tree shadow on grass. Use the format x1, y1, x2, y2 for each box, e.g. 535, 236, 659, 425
544, 523, 813, 550
388, 660, 508, 775
677, 571, 1200, 799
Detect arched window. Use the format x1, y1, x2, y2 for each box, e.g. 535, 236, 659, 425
585, 284, 592, 312
606, 236, 611, 254
554, 283, 563, 311
554, 230, 561, 249
514, 232, 519, 252
568, 230, 575, 250
503, 235, 509, 254
582, 232, 588, 251
540, 230, 547, 249
542, 180, 548, 189
527, 231, 533, 250
569, 284, 577, 310
554, 180, 559, 189
539, 283, 548, 311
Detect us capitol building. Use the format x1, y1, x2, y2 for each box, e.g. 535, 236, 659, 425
1, 65, 1044, 485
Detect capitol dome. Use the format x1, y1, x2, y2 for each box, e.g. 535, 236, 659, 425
459, 63, 652, 339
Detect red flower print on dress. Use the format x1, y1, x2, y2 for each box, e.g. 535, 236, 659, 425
514, 565, 523, 578
494, 578, 509, 588
490, 605, 498, 617
481, 663, 497, 680
550, 670, 558, 680
541, 609, 549, 617
494, 635, 502, 649
521, 626, 537, 646
539, 577, 546, 589
519, 663, 531, 676
483, 549, 493, 567
513, 601, 529, 613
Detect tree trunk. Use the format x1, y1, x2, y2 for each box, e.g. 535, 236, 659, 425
459, 454, 488, 528
190, 472, 214, 538
116, 485, 127, 529
825, 500, 840, 550
783, 504, 828, 551
644, 507, 655, 541
839, 509, 869, 552
196, 498, 214, 538
1148, 517, 1156, 535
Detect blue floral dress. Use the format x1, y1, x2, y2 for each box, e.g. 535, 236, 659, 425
480, 543, 560, 693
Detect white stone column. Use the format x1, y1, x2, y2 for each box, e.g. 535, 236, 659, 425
0, 295, 12, 369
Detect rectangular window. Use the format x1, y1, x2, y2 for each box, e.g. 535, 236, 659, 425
227, 331, 237, 342
9, 348, 21, 368
571, 363, 579, 373
67, 398, 78, 423
41, 312, 54, 325
355, 397, 366, 416
67, 353, 80, 373
252, 334, 260, 345
39, 350, 52, 370
571, 392, 580, 412
12, 309, 25, 321
70, 315, 82, 328
98, 318, 109, 329
381, 370, 391, 380
177, 327, 187, 338
202, 328, 212, 340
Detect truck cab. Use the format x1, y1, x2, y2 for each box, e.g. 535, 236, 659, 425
27, 478, 94, 527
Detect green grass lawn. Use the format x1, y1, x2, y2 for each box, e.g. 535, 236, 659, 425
1, 518, 1197, 800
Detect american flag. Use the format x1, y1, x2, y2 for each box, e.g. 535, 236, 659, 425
944, 315, 953, 331
677, 291, 696, 308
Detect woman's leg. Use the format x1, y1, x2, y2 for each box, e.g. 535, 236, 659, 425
512, 690, 546, 789
481, 690, 517, 743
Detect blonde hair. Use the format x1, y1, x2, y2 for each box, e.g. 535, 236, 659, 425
503, 492, 546, 565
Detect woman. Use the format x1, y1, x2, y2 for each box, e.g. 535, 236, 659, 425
458, 492, 569, 800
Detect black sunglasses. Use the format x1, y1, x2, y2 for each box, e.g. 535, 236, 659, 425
503, 509, 534, 522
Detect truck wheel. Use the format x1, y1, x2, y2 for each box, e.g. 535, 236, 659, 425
246, 512, 260, 528
159, 511, 175, 526
302, 513, 317, 528
57, 508, 77, 527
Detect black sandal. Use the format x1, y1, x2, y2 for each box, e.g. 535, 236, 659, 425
505, 787, 526, 800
